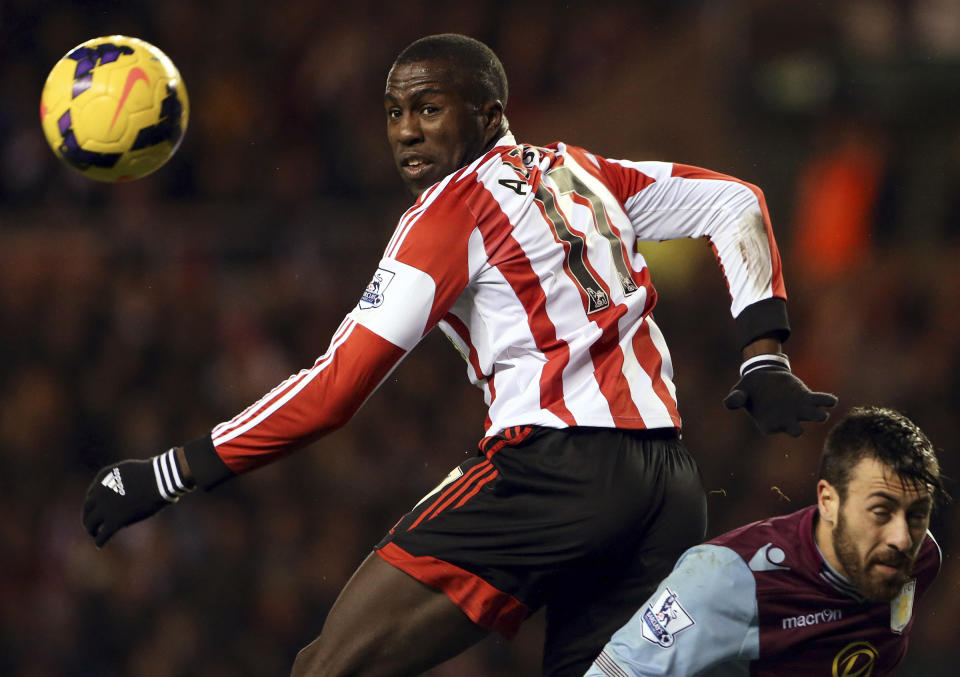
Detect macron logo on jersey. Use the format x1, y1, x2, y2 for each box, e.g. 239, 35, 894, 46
358, 268, 396, 310
781, 608, 843, 630
641, 588, 695, 648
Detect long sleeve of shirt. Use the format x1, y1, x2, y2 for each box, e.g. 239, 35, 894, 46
196, 136, 791, 477
587, 544, 759, 677
576, 152, 789, 345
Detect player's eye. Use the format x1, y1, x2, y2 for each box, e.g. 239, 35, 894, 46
421, 104, 440, 115
387, 108, 402, 120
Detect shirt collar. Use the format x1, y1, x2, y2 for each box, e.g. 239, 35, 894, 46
493, 131, 516, 148
810, 511, 867, 602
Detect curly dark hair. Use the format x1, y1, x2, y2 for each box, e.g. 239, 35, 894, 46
818, 406, 949, 507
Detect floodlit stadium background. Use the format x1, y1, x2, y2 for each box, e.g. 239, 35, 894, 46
2, 1, 958, 674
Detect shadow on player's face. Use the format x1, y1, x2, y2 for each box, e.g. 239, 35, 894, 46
384, 59, 502, 197
831, 457, 932, 602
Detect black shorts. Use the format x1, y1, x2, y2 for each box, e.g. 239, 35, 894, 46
375, 425, 707, 676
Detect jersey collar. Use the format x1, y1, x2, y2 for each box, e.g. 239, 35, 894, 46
804, 506, 867, 602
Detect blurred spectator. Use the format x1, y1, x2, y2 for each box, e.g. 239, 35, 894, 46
791, 116, 889, 279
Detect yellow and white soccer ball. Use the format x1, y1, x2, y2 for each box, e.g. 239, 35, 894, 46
40, 35, 189, 182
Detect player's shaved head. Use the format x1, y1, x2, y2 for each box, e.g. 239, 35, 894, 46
818, 406, 946, 506
393, 33, 508, 108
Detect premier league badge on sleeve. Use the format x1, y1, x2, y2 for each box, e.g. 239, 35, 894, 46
641, 588, 695, 648
359, 268, 396, 310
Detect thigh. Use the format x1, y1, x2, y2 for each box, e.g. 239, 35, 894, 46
291, 552, 488, 677
376, 426, 671, 641
373, 437, 555, 640
541, 437, 708, 676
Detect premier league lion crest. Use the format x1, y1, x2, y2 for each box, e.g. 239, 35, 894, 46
359, 268, 396, 310
641, 588, 695, 648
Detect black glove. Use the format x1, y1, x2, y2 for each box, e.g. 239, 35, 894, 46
82, 448, 193, 547
724, 353, 838, 437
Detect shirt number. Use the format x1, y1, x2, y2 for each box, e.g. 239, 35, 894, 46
534, 166, 638, 313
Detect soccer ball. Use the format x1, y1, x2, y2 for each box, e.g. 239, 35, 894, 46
40, 35, 189, 182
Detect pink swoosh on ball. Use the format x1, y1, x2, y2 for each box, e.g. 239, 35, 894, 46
109, 67, 150, 130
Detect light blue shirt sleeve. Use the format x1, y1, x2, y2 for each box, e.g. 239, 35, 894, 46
585, 544, 759, 677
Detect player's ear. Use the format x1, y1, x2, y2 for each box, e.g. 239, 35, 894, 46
817, 479, 839, 526
481, 100, 504, 140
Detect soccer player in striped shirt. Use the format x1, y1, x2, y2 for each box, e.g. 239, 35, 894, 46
588, 406, 946, 676
83, 34, 836, 675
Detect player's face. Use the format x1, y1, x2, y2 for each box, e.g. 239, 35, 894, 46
385, 60, 501, 197
830, 457, 932, 602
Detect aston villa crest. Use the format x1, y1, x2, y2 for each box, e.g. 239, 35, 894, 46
890, 579, 916, 634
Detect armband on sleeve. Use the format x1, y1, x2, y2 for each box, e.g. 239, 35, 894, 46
183, 434, 235, 490
349, 258, 437, 351
735, 297, 790, 349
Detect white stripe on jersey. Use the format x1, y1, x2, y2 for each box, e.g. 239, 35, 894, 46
617, 314, 675, 425
464, 146, 678, 432
212, 317, 358, 446
644, 316, 678, 404
205, 137, 785, 470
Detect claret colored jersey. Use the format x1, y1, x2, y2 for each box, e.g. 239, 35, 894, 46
587, 506, 941, 676
205, 133, 788, 473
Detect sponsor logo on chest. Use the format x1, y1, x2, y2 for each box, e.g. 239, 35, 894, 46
781, 607, 843, 630
832, 640, 878, 677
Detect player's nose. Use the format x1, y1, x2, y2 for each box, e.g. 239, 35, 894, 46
884, 513, 913, 553
393, 111, 423, 145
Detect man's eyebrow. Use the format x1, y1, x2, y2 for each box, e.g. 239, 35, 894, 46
866, 491, 933, 509
384, 87, 448, 102
866, 491, 899, 503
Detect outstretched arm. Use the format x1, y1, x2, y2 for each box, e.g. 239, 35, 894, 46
82, 254, 443, 546
81, 320, 409, 546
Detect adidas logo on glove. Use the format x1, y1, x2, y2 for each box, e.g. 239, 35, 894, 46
101, 467, 126, 496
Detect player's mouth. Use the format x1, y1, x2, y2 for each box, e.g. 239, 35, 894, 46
399, 156, 433, 180
871, 557, 909, 577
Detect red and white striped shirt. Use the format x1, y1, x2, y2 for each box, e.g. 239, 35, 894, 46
210, 134, 786, 473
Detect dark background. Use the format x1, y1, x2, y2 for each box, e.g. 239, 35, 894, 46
1, 1, 958, 674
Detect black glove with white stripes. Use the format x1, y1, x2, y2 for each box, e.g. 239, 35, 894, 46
82, 448, 193, 547
724, 353, 838, 437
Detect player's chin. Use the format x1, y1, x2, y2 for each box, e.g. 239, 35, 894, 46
400, 174, 434, 198
864, 566, 909, 602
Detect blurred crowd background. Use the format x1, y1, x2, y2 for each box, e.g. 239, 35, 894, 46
2, 0, 959, 674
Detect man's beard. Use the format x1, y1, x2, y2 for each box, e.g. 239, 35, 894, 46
832, 510, 913, 602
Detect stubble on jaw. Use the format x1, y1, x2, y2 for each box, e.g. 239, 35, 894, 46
831, 510, 912, 603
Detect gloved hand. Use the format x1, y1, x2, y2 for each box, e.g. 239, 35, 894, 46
82, 448, 192, 547
724, 354, 838, 437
